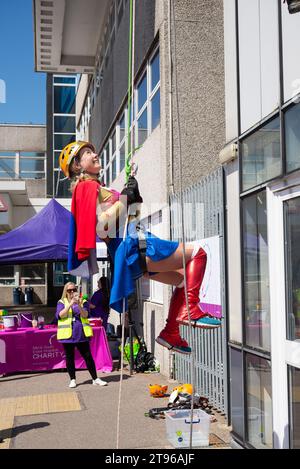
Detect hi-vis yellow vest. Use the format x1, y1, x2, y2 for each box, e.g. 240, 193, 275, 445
57, 298, 93, 340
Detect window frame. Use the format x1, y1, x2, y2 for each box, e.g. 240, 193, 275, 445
0, 151, 46, 180
240, 115, 282, 193
102, 46, 160, 184
52, 75, 76, 198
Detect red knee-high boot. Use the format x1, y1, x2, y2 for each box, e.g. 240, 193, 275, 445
176, 247, 221, 329
156, 287, 191, 354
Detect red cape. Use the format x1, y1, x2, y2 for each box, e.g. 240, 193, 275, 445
71, 179, 100, 261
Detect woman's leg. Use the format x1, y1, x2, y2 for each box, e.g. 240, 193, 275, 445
175, 247, 221, 328
76, 341, 98, 380
144, 271, 183, 286
146, 244, 193, 272
62, 343, 76, 380
143, 271, 190, 354
147, 244, 221, 331
100, 313, 109, 331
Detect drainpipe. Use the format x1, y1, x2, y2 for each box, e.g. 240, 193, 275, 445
168, 0, 174, 195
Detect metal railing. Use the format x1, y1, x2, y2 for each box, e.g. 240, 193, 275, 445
170, 166, 227, 415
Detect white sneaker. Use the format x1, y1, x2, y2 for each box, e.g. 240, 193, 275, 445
92, 378, 107, 386
69, 379, 77, 388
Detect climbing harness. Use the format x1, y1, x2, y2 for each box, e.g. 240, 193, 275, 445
136, 223, 147, 274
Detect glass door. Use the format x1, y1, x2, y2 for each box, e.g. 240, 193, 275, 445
284, 197, 300, 342
268, 185, 300, 448
284, 196, 300, 449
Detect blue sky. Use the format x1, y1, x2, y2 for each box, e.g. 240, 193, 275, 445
0, 0, 46, 124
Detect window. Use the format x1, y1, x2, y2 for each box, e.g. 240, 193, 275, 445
241, 117, 281, 191
119, 112, 126, 175
112, 155, 117, 181
151, 88, 160, 131
20, 264, 45, 285
0, 265, 15, 286
54, 86, 75, 114
54, 115, 76, 133
137, 72, 147, 113
230, 348, 244, 439
20, 152, 45, 157
150, 50, 160, 91
137, 109, 148, 147
100, 151, 105, 171
119, 113, 125, 141
53, 75, 76, 198
0, 152, 45, 179
120, 142, 125, 173
242, 191, 270, 351
106, 167, 111, 187
54, 76, 76, 84
54, 151, 62, 168
54, 171, 71, 198
19, 158, 45, 179
284, 197, 300, 341
0, 152, 16, 156
53, 262, 76, 286
0, 157, 16, 178
246, 354, 272, 448
54, 134, 76, 151
102, 47, 160, 184
104, 143, 110, 186
285, 102, 300, 173
111, 131, 116, 155
134, 48, 160, 149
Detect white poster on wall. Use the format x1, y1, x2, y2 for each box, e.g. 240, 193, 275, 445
191, 236, 222, 318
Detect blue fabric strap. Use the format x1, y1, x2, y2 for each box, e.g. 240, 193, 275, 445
136, 224, 147, 274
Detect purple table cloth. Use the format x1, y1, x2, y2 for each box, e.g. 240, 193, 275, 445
0, 326, 113, 374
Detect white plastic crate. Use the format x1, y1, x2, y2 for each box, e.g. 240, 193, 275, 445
164, 409, 210, 448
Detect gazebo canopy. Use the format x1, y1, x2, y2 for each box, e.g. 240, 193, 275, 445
0, 199, 107, 265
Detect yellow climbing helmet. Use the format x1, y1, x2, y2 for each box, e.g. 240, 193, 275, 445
59, 140, 96, 178
173, 383, 193, 395
148, 384, 168, 398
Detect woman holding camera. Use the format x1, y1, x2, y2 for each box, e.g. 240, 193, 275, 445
56, 281, 107, 388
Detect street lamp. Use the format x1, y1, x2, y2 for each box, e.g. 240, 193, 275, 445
284, 0, 300, 14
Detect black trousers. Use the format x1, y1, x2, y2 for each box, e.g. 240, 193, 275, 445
62, 341, 97, 380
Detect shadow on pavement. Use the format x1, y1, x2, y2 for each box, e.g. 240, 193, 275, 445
80, 373, 132, 385
0, 422, 50, 441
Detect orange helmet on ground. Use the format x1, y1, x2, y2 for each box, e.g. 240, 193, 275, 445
148, 384, 168, 397
59, 140, 96, 178
173, 383, 193, 395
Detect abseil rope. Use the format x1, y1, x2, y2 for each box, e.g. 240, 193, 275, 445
170, 0, 196, 449
116, 0, 136, 450
125, 0, 136, 182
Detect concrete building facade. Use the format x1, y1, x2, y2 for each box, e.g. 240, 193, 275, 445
0, 124, 48, 305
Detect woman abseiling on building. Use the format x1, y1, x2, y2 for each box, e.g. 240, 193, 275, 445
58, 141, 221, 355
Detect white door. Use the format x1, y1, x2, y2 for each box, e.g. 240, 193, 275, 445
268, 180, 300, 448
